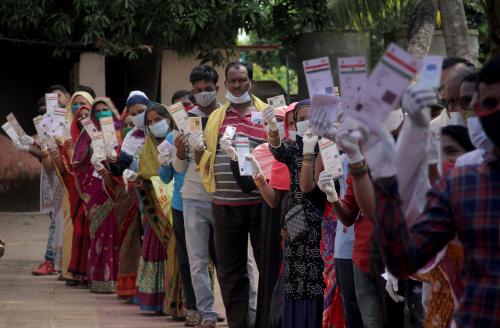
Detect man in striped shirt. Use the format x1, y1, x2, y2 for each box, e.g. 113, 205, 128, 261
194, 62, 267, 328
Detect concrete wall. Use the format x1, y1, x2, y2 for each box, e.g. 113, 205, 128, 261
77, 52, 106, 97
160, 50, 239, 106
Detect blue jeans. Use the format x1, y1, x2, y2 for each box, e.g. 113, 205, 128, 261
353, 265, 383, 328
183, 199, 218, 321
44, 211, 55, 263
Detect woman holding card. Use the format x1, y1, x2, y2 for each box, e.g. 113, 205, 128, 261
264, 100, 327, 328
69, 104, 119, 293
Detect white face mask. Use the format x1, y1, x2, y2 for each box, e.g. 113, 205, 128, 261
467, 117, 494, 151
149, 120, 169, 138
130, 111, 145, 129
288, 130, 297, 142
296, 120, 310, 137
449, 111, 465, 126
194, 90, 216, 108
226, 90, 251, 104
277, 122, 285, 139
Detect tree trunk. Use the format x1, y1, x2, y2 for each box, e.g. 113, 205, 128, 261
407, 0, 438, 57
486, 0, 500, 57
439, 0, 472, 61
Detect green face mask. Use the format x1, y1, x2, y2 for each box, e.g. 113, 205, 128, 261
123, 127, 133, 136
71, 103, 80, 114
95, 110, 112, 120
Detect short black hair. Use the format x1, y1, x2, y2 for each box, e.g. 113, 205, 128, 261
145, 103, 169, 127
441, 125, 475, 152
476, 56, 500, 91
443, 57, 475, 70
460, 72, 479, 87
36, 96, 46, 110
190, 65, 219, 85
225, 61, 253, 80
171, 90, 191, 104
76, 84, 96, 98
47, 84, 68, 94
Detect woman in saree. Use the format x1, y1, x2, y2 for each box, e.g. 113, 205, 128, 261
91, 97, 143, 301
48, 91, 94, 286
70, 103, 120, 293
122, 103, 176, 314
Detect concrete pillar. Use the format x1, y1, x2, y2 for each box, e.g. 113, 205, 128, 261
78, 52, 106, 97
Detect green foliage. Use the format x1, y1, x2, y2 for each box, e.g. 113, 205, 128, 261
253, 63, 298, 94
0, 0, 266, 61
463, 0, 489, 62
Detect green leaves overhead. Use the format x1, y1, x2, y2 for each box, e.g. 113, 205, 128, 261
0, 0, 266, 59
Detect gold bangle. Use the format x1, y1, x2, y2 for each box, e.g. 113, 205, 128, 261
302, 160, 313, 167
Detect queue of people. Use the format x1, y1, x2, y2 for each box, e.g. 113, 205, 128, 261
8, 55, 500, 328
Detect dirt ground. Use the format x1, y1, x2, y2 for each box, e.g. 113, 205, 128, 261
0, 212, 228, 328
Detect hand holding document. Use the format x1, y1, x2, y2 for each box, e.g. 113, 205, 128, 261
303, 57, 335, 97
235, 136, 252, 176
167, 102, 188, 133
338, 56, 367, 113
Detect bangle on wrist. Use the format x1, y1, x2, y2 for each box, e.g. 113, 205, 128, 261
303, 153, 315, 162
302, 160, 313, 167
349, 162, 368, 177
253, 174, 266, 187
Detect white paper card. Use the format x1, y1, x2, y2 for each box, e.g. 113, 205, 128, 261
418, 55, 443, 89
99, 116, 118, 149
223, 126, 236, 139
187, 117, 202, 134
157, 138, 175, 154
251, 112, 263, 125
303, 57, 335, 97
6, 113, 27, 137
319, 138, 344, 179
50, 108, 66, 137
167, 102, 188, 133
80, 117, 99, 137
338, 56, 368, 112
40, 114, 52, 137
348, 43, 420, 130
235, 137, 252, 176
267, 95, 287, 108
2, 122, 20, 142
33, 116, 45, 136
309, 93, 341, 137
45, 93, 59, 114
90, 131, 105, 157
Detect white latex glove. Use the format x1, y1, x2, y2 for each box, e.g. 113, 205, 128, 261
158, 146, 173, 166
318, 170, 339, 202
35, 135, 48, 152
104, 143, 117, 161
219, 136, 237, 161
122, 169, 138, 183
262, 106, 278, 131
19, 135, 35, 146
245, 154, 262, 178
402, 84, 438, 128
336, 118, 364, 164
302, 129, 318, 155
46, 136, 58, 150
383, 268, 405, 303
358, 123, 397, 179
91, 152, 106, 171
188, 130, 205, 151
13, 141, 30, 152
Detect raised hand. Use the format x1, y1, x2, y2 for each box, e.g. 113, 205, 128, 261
318, 170, 338, 202
262, 106, 278, 131
302, 129, 318, 155
188, 130, 205, 151
245, 154, 262, 178
402, 84, 438, 128
219, 136, 237, 161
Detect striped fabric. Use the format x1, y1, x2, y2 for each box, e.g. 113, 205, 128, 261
374, 155, 500, 327
213, 108, 267, 206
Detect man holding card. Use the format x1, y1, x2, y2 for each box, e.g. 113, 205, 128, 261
196, 62, 267, 328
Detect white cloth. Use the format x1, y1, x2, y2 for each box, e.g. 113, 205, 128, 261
455, 149, 485, 167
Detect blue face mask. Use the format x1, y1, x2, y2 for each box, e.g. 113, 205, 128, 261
149, 119, 169, 138
95, 110, 112, 120
71, 103, 80, 114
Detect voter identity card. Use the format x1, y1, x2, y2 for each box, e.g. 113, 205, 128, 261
319, 138, 343, 179
187, 117, 202, 134
99, 115, 118, 149
45, 93, 59, 114
50, 107, 67, 137
303, 57, 335, 97
309, 93, 341, 138
6, 113, 26, 137
418, 55, 443, 89
223, 125, 236, 140
251, 112, 263, 126
267, 95, 287, 108
80, 117, 99, 137
167, 102, 188, 133
338, 56, 368, 113
90, 131, 105, 157
349, 43, 420, 130
33, 116, 45, 136
2, 122, 20, 142
235, 136, 252, 176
